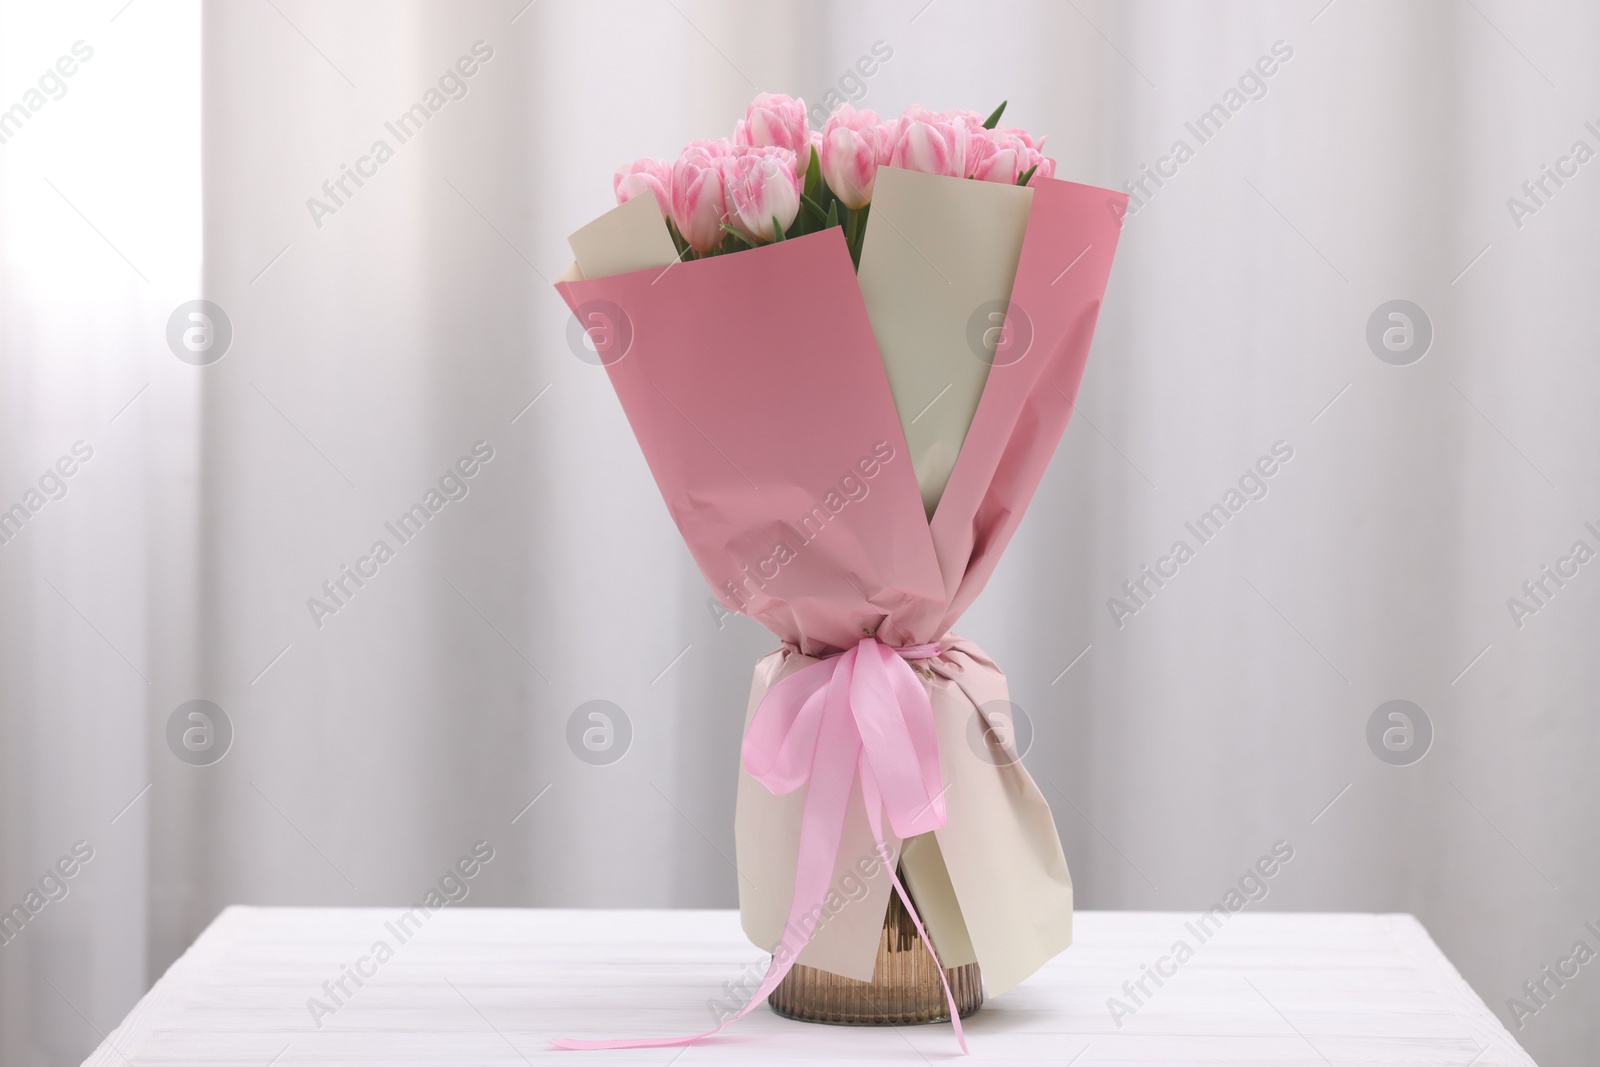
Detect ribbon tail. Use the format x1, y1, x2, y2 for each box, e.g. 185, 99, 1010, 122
888, 868, 968, 1053
860, 767, 969, 1055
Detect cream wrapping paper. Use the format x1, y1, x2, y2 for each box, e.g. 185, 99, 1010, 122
856, 167, 1034, 516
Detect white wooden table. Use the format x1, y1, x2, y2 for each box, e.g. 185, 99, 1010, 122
85, 907, 1536, 1066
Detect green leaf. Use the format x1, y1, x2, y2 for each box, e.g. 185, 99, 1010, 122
817, 174, 837, 213
797, 147, 826, 239
825, 199, 838, 230
799, 193, 830, 226
1017, 163, 1038, 186
803, 144, 822, 203
720, 223, 757, 249
982, 100, 1007, 129
771, 214, 786, 241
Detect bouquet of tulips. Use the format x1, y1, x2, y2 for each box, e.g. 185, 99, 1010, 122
554, 92, 1126, 1053
613, 94, 1057, 267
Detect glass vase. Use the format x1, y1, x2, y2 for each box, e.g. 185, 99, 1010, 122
767, 870, 983, 1025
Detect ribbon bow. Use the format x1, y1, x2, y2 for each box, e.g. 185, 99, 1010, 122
555, 637, 968, 1053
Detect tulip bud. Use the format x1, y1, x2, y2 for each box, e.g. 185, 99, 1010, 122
968, 125, 1056, 185
888, 107, 966, 178
721, 146, 800, 243
613, 158, 672, 217
671, 146, 729, 253
734, 93, 811, 179
819, 105, 891, 209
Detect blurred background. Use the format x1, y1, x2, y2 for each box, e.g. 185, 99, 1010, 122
2, 0, 1596, 1063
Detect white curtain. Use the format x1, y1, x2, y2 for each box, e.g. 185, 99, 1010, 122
2, 1, 1595, 1064
1, 1, 201, 1064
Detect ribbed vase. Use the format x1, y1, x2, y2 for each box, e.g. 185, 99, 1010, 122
767, 875, 983, 1025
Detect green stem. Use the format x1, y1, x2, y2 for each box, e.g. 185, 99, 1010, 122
847, 203, 870, 268
666, 217, 690, 257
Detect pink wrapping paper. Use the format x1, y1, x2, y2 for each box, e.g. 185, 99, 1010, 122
556, 178, 1124, 653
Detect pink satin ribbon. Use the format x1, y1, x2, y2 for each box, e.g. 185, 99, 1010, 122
553, 636, 968, 1054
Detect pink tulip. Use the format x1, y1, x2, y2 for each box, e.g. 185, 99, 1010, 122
670, 147, 728, 253
1000, 127, 1055, 185
734, 93, 811, 178
970, 128, 1034, 184
887, 106, 980, 179
1026, 153, 1056, 185
720, 145, 800, 243
948, 110, 995, 178
819, 105, 890, 208
993, 126, 1054, 185
613, 157, 672, 216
